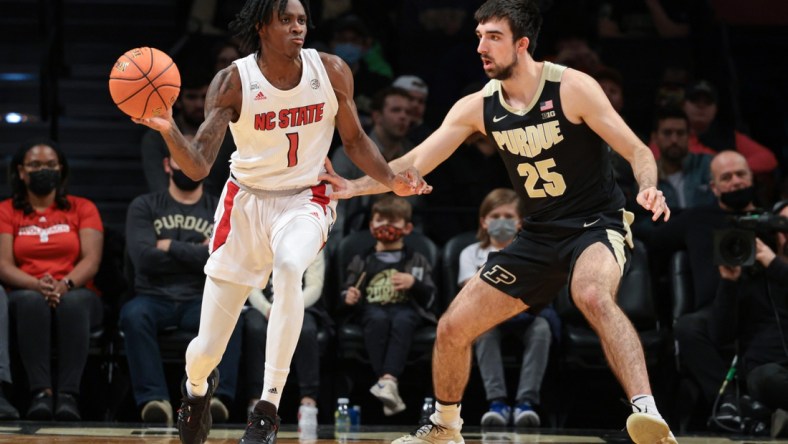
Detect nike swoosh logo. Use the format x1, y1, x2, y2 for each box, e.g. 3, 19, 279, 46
583, 218, 600, 227
492, 115, 507, 122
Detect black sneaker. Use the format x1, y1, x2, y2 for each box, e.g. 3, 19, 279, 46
177, 368, 219, 444
26, 390, 53, 420
55, 393, 81, 421
240, 400, 281, 444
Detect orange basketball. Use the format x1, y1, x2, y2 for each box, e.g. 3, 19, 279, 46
108, 47, 180, 119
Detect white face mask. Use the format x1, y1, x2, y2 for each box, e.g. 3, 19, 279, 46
486, 218, 517, 243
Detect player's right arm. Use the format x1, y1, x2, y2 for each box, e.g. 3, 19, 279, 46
133, 65, 241, 181
324, 92, 484, 198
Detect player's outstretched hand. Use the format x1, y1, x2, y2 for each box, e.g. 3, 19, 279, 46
132, 107, 174, 132
390, 167, 432, 197
637, 186, 671, 222
319, 157, 356, 200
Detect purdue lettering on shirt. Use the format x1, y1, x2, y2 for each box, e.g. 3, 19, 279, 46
491, 120, 564, 158
482, 62, 625, 221
153, 214, 213, 239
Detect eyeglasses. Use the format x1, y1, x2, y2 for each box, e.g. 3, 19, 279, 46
23, 161, 60, 170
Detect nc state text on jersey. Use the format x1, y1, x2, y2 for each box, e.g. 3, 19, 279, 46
254, 103, 326, 131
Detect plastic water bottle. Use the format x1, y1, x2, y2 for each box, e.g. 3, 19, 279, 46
335, 398, 351, 430
350, 404, 362, 427
419, 397, 435, 425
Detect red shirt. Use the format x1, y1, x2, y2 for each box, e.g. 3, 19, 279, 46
649, 131, 778, 174
0, 195, 103, 281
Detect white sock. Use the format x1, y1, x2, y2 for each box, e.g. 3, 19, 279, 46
433, 401, 462, 429
260, 363, 289, 409
186, 379, 208, 398
631, 394, 661, 417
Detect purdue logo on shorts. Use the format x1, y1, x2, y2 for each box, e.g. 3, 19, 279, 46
482, 265, 517, 285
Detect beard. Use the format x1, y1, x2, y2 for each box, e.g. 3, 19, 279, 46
484, 53, 518, 80
661, 144, 687, 163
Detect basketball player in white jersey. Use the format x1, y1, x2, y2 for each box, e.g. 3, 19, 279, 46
322, 1, 676, 444
133, 0, 426, 443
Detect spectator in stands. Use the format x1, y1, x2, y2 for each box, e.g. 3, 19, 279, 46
210, 38, 242, 73
633, 151, 759, 428
141, 63, 234, 198
245, 250, 330, 430
120, 153, 242, 425
460, 189, 559, 428
711, 199, 788, 437
331, 87, 416, 235
392, 75, 434, 145
329, 14, 393, 128
0, 287, 19, 419
594, 66, 625, 114
647, 80, 779, 177
339, 195, 437, 416
0, 139, 104, 421
638, 107, 715, 213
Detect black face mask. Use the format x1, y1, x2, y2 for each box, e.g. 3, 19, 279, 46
27, 169, 60, 196
171, 168, 202, 191
720, 186, 755, 211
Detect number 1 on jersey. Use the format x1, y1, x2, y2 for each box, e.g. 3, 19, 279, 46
286, 132, 299, 167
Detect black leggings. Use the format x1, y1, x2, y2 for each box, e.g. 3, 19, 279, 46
8, 288, 103, 395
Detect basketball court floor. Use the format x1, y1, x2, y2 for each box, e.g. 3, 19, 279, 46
0, 423, 785, 444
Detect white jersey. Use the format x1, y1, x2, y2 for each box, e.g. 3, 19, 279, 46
229, 49, 338, 190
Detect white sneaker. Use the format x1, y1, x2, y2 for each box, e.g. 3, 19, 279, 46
626, 412, 678, 444
370, 379, 406, 416
392, 415, 464, 444
298, 404, 319, 427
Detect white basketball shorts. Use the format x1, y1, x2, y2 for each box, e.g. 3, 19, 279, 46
204, 176, 336, 288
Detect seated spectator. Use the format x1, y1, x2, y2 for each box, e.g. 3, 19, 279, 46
648, 80, 778, 176
0, 287, 19, 419
460, 189, 559, 428
140, 63, 234, 198
0, 139, 104, 421
629, 107, 714, 214
329, 14, 393, 128
331, 87, 418, 236
119, 154, 242, 425
339, 195, 437, 415
392, 75, 434, 145
633, 151, 760, 428
245, 250, 331, 430
710, 200, 788, 436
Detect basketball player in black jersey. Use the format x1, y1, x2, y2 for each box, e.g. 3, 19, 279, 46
322, 1, 676, 443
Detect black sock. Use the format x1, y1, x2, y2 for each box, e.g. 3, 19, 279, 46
254, 399, 277, 417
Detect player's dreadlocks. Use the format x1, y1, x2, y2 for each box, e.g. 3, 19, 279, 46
229, 0, 313, 55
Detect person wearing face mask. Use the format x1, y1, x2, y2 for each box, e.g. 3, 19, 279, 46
328, 14, 392, 129
140, 61, 236, 198
0, 139, 104, 421
633, 150, 764, 429
457, 188, 560, 428
119, 155, 243, 426
339, 195, 437, 416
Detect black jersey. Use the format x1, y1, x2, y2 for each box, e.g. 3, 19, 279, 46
482, 62, 625, 223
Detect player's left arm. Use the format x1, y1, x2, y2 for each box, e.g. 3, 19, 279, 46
561, 69, 669, 221
320, 53, 424, 196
